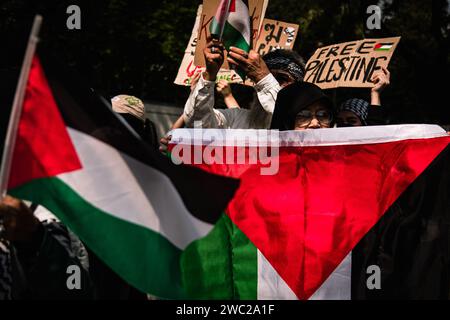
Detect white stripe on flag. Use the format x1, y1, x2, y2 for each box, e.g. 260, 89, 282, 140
257, 250, 298, 300
171, 125, 447, 147
227, 0, 251, 44
257, 250, 352, 300
58, 128, 214, 249
309, 252, 352, 300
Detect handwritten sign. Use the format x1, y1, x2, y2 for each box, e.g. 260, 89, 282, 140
174, 5, 242, 86
255, 18, 299, 56
304, 37, 400, 89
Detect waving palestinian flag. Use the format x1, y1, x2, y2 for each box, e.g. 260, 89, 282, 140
210, 0, 251, 53
3, 53, 239, 299
170, 127, 450, 299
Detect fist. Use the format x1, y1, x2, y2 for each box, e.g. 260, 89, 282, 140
203, 39, 225, 81
216, 80, 232, 97
371, 66, 390, 93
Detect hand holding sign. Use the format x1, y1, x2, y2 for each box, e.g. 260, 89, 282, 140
371, 66, 390, 93
370, 66, 390, 106
227, 46, 270, 83
304, 37, 400, 89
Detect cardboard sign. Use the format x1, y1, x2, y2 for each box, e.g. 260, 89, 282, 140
174, 5, 243, 86
255, 18, 299, 56
304, 37, 401, 89
194, 0, 268, 69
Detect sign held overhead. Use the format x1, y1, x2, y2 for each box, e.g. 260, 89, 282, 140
304, 37, 400, 89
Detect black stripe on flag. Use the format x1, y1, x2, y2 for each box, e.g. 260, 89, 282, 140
352, 145, 450, 299
38, 50, 239, 224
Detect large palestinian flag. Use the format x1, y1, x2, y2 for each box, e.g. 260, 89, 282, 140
4, 54, 240, 299
170, 127, 450, 299
210, 0, 251, 53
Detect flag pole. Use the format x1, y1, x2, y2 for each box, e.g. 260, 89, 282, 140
218, 0, 232, 42
0, 15, 43, 198
211, 0, 232, 42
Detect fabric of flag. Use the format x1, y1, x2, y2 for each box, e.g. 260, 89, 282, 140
5, 53, 240, 299
170, 126, 450, 299
210, 0, 251, 53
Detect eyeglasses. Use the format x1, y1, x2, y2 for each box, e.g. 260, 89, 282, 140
295, 109, 332, 125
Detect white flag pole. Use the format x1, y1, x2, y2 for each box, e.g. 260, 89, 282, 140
218, 0, 232, 42
0, 15, 43, 198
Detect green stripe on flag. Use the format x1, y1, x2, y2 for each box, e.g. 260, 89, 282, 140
222, 20, 250, 80
210, 18, 250, 52
181, 214, 257, 299
10, 177, 186, 299
222, 20, 250, 52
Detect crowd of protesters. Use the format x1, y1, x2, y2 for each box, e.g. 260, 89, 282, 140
1, 36, 449, 300
159, 37, 394, 151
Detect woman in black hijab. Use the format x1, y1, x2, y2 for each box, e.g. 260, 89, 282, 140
270, 82, 334, 131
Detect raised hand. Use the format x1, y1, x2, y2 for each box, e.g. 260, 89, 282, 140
227, 47, 270, 83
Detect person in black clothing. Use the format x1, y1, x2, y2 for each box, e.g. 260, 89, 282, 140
270, 82, 334, 131
336, 67, 390, 127
336, 98, 371, 127
0, 196, 93, 300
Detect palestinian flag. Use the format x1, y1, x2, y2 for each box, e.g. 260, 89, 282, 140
374, 43, 394, 51
4, 54, 240, 299
210, 0, 251, 53
170, 127, 450, 299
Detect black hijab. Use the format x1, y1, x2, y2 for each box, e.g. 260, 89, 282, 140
270, 82, 334, 131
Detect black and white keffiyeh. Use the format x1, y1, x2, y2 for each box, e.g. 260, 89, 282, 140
264, 56, 305, 82
0, 239, 12, 300
339, 98, 369, 125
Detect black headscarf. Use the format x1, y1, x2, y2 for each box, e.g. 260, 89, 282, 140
270, 82, 334, 131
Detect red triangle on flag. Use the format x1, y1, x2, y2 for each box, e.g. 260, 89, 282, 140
8, 56, 82, 190
229, 0, 236, 12
193, 138, 450, 299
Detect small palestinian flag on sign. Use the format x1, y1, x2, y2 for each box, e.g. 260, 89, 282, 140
374, 42, 394, 51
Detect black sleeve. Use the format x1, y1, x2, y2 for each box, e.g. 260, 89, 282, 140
366, 104, 389, 126
12, 221, 94, 299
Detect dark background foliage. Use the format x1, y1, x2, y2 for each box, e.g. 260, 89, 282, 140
1, 0, 449, 124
